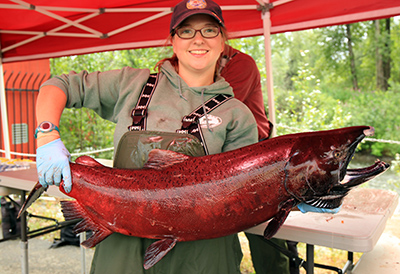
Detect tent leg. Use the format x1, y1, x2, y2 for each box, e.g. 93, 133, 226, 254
0, 55, 12, 159
262, 3, 277, 137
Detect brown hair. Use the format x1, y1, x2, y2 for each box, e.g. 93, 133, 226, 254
154, 26, 229, 77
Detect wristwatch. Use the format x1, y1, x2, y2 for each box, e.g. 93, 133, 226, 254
34, 121, 60, 138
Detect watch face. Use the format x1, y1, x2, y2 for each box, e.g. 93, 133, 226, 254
40, 121, 53, 132
41, 122, 51, 130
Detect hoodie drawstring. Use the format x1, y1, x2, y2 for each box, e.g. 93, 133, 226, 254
201, 88, 212, 132
177, 77, 188, 101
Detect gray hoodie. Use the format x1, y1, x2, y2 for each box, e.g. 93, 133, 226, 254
43, 61, 258, 155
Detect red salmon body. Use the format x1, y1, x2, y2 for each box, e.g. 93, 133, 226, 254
52, 126, 389, 269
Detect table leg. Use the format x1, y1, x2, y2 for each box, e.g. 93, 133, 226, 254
20, 190, 28, 274
342, 252, 354, 273
306, 244, 314, 274
80, 232, 87, 274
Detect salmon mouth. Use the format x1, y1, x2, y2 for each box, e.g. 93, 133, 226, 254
341, 160, 390, 188
333, 126, 389, 204
339, 127, 374, 182
306, 160, 390, 209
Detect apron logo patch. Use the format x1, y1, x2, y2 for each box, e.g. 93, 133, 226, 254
199, 115, 222, 129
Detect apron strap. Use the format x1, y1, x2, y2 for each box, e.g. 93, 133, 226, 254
128, 73, 159, 131
128, 73, 232, 155
177, 94, 232, 155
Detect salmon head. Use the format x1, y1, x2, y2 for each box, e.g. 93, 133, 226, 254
281, 126, 389, 209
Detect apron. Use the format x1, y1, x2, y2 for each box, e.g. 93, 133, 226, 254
90, 75, 242, 274
90, 131, 242, 274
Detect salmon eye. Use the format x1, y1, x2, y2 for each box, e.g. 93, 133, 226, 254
333, 150, 342, 158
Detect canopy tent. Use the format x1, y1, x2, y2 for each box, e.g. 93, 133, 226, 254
2, 0, 400, 159
1, 0, 400, 62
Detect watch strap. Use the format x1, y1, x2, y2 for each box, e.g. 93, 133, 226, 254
34, 122, 60, 139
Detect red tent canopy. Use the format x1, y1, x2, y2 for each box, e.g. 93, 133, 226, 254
1, 0, 399, 63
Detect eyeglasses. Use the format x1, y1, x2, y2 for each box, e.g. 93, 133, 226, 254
174, 26, 221, 39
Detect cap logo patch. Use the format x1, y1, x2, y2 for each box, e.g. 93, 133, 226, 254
186, 0, 207, 10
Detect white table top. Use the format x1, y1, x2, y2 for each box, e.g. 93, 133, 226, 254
1, 166, 398, 254
246, 188, 399, 253
0, 164, 68, 198
0, 159, 112, 198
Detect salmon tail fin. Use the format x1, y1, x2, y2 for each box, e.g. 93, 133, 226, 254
60, 200, 112, 248
17, 182, 48, 219
264, 199, 296, 239
143, 238, 177, 269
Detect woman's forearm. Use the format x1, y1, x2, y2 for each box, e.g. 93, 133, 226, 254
36, 85, 67, 147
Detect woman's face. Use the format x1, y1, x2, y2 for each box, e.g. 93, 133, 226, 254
172, 14, 225, 80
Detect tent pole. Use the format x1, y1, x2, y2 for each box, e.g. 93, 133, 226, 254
0, 50, 11, 159
262, 3, 277, 137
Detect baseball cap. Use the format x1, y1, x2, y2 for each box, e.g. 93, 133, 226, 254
170, 0, 225, 33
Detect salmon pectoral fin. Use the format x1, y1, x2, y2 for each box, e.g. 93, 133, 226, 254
143, 238, 178, 269
144, 149, 190, 170
264, 199, 296, 239
60, 200, 112, 248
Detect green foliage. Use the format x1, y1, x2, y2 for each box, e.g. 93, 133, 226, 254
274, 62, 351, 135
273, 63, 400, 157
60, 108, 115, 161
228, 36, 267, 80
392, 154, 400, 174
340, 90, 400, 156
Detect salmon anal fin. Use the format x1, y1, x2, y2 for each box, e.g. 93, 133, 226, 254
263, 199, 296, 239
143, 238, 177, 269
80, 229, 112, 248
60, 200, 112, 248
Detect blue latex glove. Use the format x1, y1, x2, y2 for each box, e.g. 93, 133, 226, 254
297, 203, 341, 214
36, 138, 72, 193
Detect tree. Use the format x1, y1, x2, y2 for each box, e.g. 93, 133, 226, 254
314, 23, 368, 91
375, 18, 391, 91
345, 24, 359, 90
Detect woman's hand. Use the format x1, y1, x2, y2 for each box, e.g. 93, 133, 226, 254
36, 138, 72, 193
297, 203, 341, 214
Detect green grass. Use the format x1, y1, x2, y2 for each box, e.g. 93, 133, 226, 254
239, 234, 362, 274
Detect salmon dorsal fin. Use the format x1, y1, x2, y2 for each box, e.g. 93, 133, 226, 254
143, 149, 191, 170
75, 155, 104, 167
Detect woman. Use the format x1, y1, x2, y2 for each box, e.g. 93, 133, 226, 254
35, 0, 258, 273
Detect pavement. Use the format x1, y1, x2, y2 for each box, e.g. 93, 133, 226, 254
0, 233, 95, 274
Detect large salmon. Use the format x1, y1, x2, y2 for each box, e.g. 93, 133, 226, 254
19, 126, 389, 269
